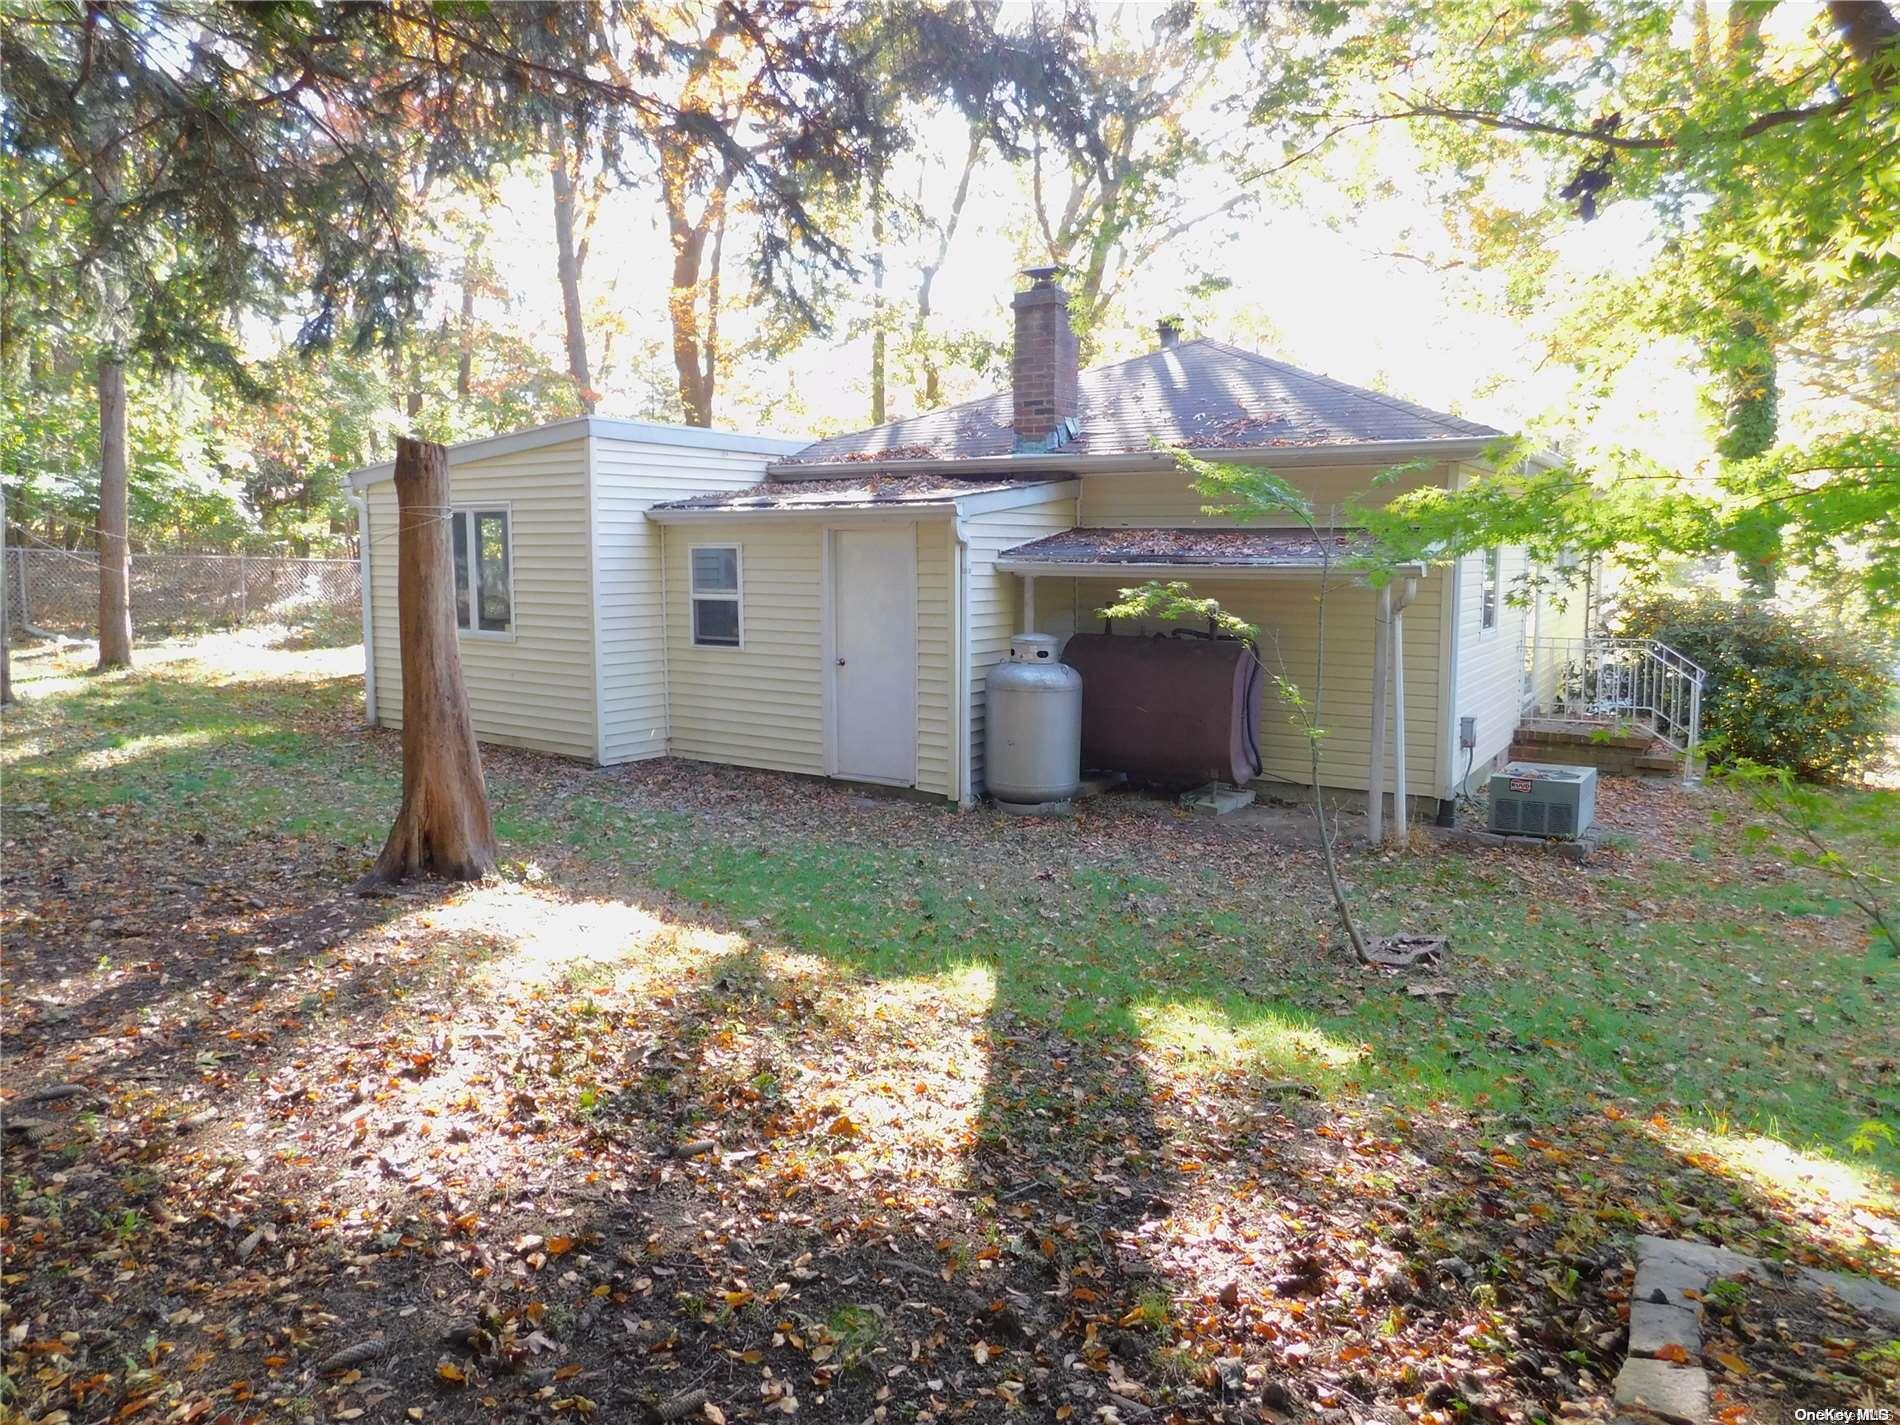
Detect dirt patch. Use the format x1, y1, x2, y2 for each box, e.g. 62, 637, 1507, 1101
1699, 1270, 1900, 1423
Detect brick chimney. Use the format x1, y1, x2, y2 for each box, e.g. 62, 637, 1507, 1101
1156, 317, 1183, 349
1011, 266, 1080, 451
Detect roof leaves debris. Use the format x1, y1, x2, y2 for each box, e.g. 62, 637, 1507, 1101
781, 340, 1499, 466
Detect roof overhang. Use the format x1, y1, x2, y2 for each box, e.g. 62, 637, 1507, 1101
346, 416, 807, 490
764, 437, 1530, 481
647, 479, 1077, 523
994, 557, 1425, 582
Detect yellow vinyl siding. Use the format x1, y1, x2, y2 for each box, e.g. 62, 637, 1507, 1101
962, 494, 1082, 792
1037, 573, 1443, 799
660, 515, 957, 791
663, 520, 826, 776
915, 521, 955, 798
590, 436, 786, 764
366, 438, 597, 760
1079, 463, 1454, 528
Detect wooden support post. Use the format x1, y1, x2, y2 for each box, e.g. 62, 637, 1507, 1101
1368, 582, 1391, 844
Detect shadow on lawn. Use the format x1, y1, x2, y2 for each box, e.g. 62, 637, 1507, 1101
550, 792, 1899, 1273
507, 932, 1187, 1418
6, 651, 1896, 1421
4, 823, 1888, 1422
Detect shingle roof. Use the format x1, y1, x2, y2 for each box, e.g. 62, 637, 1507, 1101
780, 339, 1501, 466
996, 526, 1370, 568
649, 473, 1055, 513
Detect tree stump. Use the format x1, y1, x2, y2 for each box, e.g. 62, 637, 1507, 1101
358, 436, 498, 890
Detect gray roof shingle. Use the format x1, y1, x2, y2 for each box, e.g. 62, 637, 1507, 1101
779, 339, 1501, 466
650, 473, 1055, 513
996, 526, 1370, 568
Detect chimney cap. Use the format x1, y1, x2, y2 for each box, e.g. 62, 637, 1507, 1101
1020, 264, 1064, 289
1157, 317, 1183, 348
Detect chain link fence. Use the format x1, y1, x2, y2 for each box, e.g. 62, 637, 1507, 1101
4, 547, 361, 645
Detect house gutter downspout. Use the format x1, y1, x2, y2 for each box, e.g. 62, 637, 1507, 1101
952, 517, 972, 807
1390, 575, 1419, 840
1368, 576, 1421, 844
1369, 584, 1391, 843
348, 490, 376, 726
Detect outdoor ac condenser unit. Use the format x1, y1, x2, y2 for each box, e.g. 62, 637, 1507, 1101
1486, 761, 1598, 840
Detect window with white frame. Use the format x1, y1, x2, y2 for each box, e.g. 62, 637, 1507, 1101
450, 508, 513, 634
690, 545, 741, 647
1480, 547, 1501, 632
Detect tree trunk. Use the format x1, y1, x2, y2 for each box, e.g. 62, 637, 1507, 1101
405, 349, 423, 420
359, 436, 498, 890
870, 169, 886, 426
703, 196, 726, 425
388, 344, 417, 423
1830, 0, 1900, 84
916, 128, 983, 410
96, 355, 132, 668
91, 111, 132, 670
667, 220, 710, 426
457, 257, 476, 399
550, 117, 595, 414
660, 137, 731, 429
2, 483, 13, 707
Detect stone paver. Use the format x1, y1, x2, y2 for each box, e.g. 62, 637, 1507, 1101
1618, 1234, 1900, 1425
1627, 1299, 1702, 1359
1797, 1266, 1900, 1325
1632, 1258, 1711, 1311
1614, 1358, 1710, 1425
1633, 1235, 1758, 1278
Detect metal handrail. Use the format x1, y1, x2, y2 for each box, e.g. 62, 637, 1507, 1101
1523, 634, 1707, 772
1605, 636, 1707, 681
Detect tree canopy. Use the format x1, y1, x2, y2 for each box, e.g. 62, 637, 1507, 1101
3, 0, 1897, 622
1274, 0, 1900, 614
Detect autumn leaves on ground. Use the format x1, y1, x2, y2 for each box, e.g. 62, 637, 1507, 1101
3, 633, 1896, 1425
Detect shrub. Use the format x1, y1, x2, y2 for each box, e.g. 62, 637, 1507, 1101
1612, 591, 1896, 781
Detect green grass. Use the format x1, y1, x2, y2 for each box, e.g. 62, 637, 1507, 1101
6, 645, 1896, 1177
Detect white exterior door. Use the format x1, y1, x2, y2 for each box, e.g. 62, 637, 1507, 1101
829, 526, 917, 784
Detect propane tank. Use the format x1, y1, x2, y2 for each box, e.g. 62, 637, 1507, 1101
985, 633, 1083, 804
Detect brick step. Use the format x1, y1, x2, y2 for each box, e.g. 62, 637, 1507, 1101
1514, 722, 1653, 751
1511, 730, 1687, 778
1635, 752, 1686, 773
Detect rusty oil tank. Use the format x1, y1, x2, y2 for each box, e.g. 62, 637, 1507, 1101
1061, 632, 1264, 786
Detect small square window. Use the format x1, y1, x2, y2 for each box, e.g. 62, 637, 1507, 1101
690, 545, 741, 648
